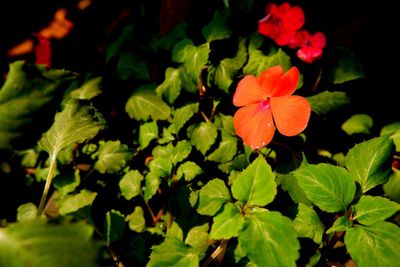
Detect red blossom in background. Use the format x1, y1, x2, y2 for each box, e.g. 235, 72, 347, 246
290, 30, 326, 63
233, 65, 311, 150
258, 3, 304, 46
33, 33, 52, 68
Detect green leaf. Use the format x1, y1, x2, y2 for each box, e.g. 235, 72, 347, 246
345, 135, 394, 193
293, 163, 356, 212
293, 203, 324, 244
307, 91, 350, 116
116, 52, 150, 81
53, 169, 81, 195
353, 196, 400, 225
384, 169, 400, 203
0, 219, 99, 267
176, 161, 203, 182
328, 46, 364, 84
345, 222, 400, 267
188, 122, 218, 155
156, 24, 187, 51
231, 156, 277, 206
239, 209, 300, 267
105, 210, 125, 246
144, 172, 161, 202
170, 103, 199, 134
94, 140, 131, 174
17, 203, 38, 222
243, 47, 291, 76
380, 122, 400, 152
38, 100, 104, 159
119, 170, 144, 200
171, 141, 192, 165
167, 221, 184, 241
0, 61, 75, 150
156, 67, 182, 104
148, 157, 172, 177
214, 114, 235, 136
341, 114, 373, 135
68, 77, 102, 100
105, 25, 134, 62
126, 206, 146, 233
197, 178, 231, 215
207, 135, 237, 163
139, 121, 159, 149
185, 224, 209, 256
202, 9, 231, 42
209, 202, 245, 240
58, 190, 97, 215
326, 216, 353, 234
125, 84, 171, 121
277, 173, 312, 206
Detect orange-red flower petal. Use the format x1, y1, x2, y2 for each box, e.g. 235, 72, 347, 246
233, 103, 275, 149
270, 95, 311, 136
264, 66, 299, 97
233, 75, 266, 107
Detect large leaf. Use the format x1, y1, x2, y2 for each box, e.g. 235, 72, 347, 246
188, 122, 218, 155
293, 203, 324, 244
38, 100, 104, 159
156, 67, 181, 104
94, 140, 132, 174
293, 164, 355, 212
307, 91, 350, 116
341, 114, 373, 135
243, 47, 291, 76
202, 9, 231, 42
231, 156, 277, 206
125, 84, 171, 121
239, 209, 300, 267
353, 196, 400, 225
0, 219, 99, 267
209, 202, 245, 240
0, 61, 75, 150
345, 222, 400, 267
119, 170, 144, 200
345, 135, 394, 193
197, 178, 231, 216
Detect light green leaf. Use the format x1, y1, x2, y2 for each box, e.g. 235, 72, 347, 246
326, 216, 352, 234
105, 210, 125, 246
307, 91, 350, 116
207, 135, 237, 163
144, 172, 161, 202
277, 173, 312, 206
293, 203, 324, 244
17, 203, 38, 222
197, 178, 231, 215
116, 52, 150, 81
156, 67, 181, 104
148, 157, 172, 177
353, 196, 400, 225
384, 169, 400, 203
185, 224, 209, 256
243, 47, 291, 76
53, 169, 80, 195
209, 202, 245, 240
167, 222, 184, 241
341, 114, 373, 135
0, 219, 99, 267
214, 114, 235, 136
68, 77, 102, 100
170, 103, 199, 134
94, 140, 131, 174
231, 156, 277, 206
58, 190, 97, 215
119, 170, 144, 200
345, 135, 394, 193
126, 206, 146, 233
345, 222, 400, 267
176, 161, 203, 182
202, 9, 231, 42
188, 122, 218, 155
125, 84, 171, 121
329, 46, 364, 84
171, 140, 192, 165
239, 209, 300, 267
158, 127, 175, 144
0, 61, 75, 150
293, 163, 356, 212
139, 121, 159, 149
38, 100, 104, 159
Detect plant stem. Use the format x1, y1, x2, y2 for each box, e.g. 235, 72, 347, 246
37, 152, 57, 216
312, 64, 323, 92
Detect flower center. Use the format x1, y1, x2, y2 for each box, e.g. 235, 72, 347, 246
260, 99, 271, 109
305, 40, 312, 47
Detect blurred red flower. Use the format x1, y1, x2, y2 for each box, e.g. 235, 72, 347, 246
290, 30, 326, 63
258, 3, 304, 46
233, 66, 311, 150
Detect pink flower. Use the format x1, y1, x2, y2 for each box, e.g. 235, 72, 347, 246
258, 3, 305, 46
290, 30, 327, 63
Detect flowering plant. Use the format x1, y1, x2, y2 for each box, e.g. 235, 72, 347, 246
0, 1, 399, 267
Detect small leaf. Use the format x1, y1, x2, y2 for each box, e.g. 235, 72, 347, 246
384, 169, 400, 203
207, 135, 237, 163
126, 206, 146, 233
202, 9, 231, 42
277, 173, 312, 206
353, 196, 400, 225
380, 122, 400, 152
329, 46, 364, 84
239, 209, 300, 267
345, 222, 400, 267
148, 157, 172, 177
156, 24, 187, 51
119, 170, 144, 200
176, 161, 203, 182
139, 121, 159, 149
144, 172, 161, 202
105, 210, 125, 246
94, 140, 132, 174
58, 190, 97, 215
197, 179, 231, 216
188, 122, 218, 155
170, 103, 199, 134
346, 135, 394, 193
209, 202, 245, 240
17, 203, 38, 222
171, 140, 192, 165
185, 224, 209, 256
167, 222, 184, 241
293, 163, 355, 212
125, 84, 171, 121
53, 169, 81, 195
307, 91, 350, 116
293, 203, 324, 244
341, 114, 373, 135
326, 216, 353, 234
105, 25, 134, 62
231, 156, 277, 206
156, 67, 182, 104
214, 114, 235, 136
243, 47, 291, 76
68, 77, 102, 100
116, 52, 150, 81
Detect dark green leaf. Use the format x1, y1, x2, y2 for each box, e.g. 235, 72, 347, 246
345, 136, 394, 193
156, 24, 187, 51
197, 178, 231, 215
202, 9, 231, 42
119, 170, 144, 200
116, 52, 150, 81
156, 67, 182, 104
53, 169, 80, 195
105, 210, 125, 246
353, 196, 400, 225
293, 203, 324, 244
209, 202, 245, 240
380, 122, 400, 152
328, 46, 364, 84
277, 173, 312, 206
188, 122, 218, 155
307, 91, 350, 116
58, 190, 97, 215
341, 114, 373, 135
94, 140, 131, 174
105, 25, 134, 62
384, 169, 400, 203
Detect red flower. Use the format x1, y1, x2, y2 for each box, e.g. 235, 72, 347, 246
289, 30, 326, 63
258, 3, 305, 46
233, 66, 311, 150
33, 33, 52, 68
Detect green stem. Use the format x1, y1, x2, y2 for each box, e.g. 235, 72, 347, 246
37, 152, 58, 216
